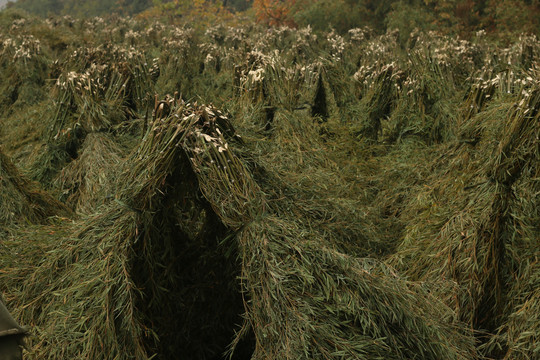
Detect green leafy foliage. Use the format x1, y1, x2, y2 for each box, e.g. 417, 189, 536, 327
11, 0, 153, 17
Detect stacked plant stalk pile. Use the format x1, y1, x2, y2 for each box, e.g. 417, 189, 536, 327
0, 150, 69, 225
0, 10, 538, 360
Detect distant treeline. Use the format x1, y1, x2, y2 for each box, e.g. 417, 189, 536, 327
5, 0, 540, 39
8, 0, 151, 17
253, 0, 540, 39
7, 0, 252, 17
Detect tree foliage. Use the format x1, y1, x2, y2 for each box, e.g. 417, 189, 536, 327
139, 0, 234, 27
9, 0, 249, 18
421, 0, 540, 37
253, 0, 296, 26
10, 0, 153, 17
6, 0, 540, 38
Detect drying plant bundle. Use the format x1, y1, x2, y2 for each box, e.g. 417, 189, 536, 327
155, 27, 203, 97
483, 73, 540, 359
47, 44, 154, 138
488, 258, 540, 359
239, 107, 380, 257
286, 25, 320, 63
464, 34, 539, 121
54, 132, 125, 214
31, 65, 126, 187
0, 98, 256, 360
465, 68, 534, 122
233, 215, 477, 360
355, 62, 400, 141
390, 67, 540, 355
3, 94, 480, 359
0, 34, 48, 111
0, 149, 69, 225
380, 33, 475, 145
51, 66, 127, 136
167, 102, 479, 359
31, 44, 155, 186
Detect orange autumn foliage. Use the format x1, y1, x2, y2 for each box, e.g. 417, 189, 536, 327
253, 0, 297, 27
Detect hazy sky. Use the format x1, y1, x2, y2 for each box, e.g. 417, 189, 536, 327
0, 0, 9, 9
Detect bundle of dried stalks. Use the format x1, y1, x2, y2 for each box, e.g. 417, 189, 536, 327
54, 132, 125, 214
0, 149, 70, 225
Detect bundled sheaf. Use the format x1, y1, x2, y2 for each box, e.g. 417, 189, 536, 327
0, 34, 48, 112
488, 258, 540, 359
1, 99, 249, 359
30, 44, 155, 187
54, 132, 125, 214
390, 65, 540, 357
166, 102, 478, 359
0, 149, 69, 225
2, 96, 478, 359
233, 216, 476, 359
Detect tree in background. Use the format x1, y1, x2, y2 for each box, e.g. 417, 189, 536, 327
253, 0, 296, 26
290, 0, 539, 38
291, 0, 361, 32
115, 0, 154, 15
62, 0, 116, 17
422, 0, 540, 38
484, 0, 540, 38
5, 0, 540, 38
225, 0, 252, 12
10, 0, 153, 17
386, 0, 436, 45
141, 0, 234, 26
9, 0, 63, 16
289, 0, 396, 33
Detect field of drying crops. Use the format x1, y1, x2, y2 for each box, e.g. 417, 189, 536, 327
0, 10, 538, 360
